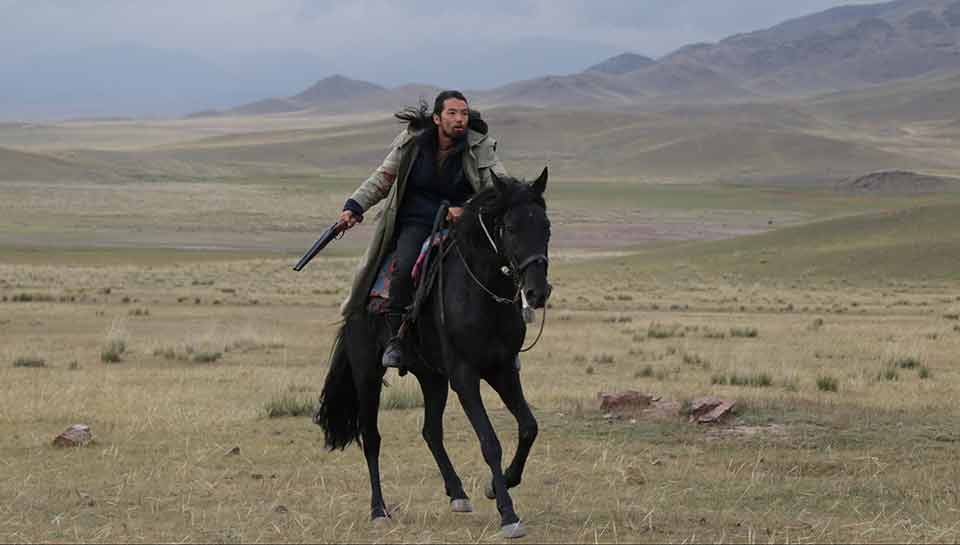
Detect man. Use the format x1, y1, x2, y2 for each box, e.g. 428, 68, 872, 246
338, 90, 509, 368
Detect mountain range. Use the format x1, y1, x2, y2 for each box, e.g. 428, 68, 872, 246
3, 0, 960, 120
220, 0, 960, 114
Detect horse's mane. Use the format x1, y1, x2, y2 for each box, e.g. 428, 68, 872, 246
464, 178, 546, 221
394, 99, 488, 134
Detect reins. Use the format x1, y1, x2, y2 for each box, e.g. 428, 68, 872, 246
450, 207, 549, 353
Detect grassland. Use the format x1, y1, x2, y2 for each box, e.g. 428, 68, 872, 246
2, 108, 960, 542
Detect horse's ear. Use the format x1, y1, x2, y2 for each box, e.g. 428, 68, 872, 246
491, 170, 509, 195
531, 166, 548, 195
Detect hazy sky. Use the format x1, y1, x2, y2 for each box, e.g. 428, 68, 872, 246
0, 0, 884, 118
3, 0, 880, 64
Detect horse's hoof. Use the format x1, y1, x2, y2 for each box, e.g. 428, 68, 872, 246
450, 499, 473, 513
501, 521, 527, 539
372, 516, 391, 529
484, 482, 495, 500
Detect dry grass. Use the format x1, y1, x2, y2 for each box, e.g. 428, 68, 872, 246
3, 253, 960, 542
2, 110, 960, 541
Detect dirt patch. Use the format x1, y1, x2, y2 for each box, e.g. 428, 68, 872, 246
838, 170, 960, 194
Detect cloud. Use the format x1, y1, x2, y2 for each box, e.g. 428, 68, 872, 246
1, 0, 880, 59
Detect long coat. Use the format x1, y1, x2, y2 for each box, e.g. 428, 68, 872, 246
340, 127, 508, 317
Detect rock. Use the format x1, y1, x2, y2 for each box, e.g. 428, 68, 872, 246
688, 396, 736, 424
53, 424, 92, 447
273, 505, 289, 514
225, 446, 240, 456
598, 390, 653, 413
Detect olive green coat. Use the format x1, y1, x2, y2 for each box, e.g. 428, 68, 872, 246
340, 128, 508, 317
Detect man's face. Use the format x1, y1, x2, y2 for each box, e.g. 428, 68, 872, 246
433, 98, 469, 141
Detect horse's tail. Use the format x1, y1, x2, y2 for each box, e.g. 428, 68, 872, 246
313, 325, 360, 450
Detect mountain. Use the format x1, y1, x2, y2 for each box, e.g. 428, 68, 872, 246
8, 0, 960, 119
585, 53, 656, 75
664, 0, 960, 95
231, 75, 386, 115
227, 76, 441, 116
482, 0, 960, 107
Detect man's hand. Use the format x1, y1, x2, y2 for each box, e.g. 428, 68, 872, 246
446, 206, 464, 224
338, 210, 362, 230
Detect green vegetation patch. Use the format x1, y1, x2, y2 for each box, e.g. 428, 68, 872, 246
12, 356, 46, 368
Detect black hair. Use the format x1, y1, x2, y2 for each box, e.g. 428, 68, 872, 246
432, 90, 468, 116
394, 90, 487, 134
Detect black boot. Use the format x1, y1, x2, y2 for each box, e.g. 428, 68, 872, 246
381, 313, 408, 369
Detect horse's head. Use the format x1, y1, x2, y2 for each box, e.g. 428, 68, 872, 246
488, 167, 552, 309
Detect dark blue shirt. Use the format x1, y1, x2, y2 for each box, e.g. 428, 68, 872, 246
398, 130, 473, 227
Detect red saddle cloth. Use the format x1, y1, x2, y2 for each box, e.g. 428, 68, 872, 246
367, 231, 448, 314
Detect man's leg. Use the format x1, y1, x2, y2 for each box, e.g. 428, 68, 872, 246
382, 223, 431, 368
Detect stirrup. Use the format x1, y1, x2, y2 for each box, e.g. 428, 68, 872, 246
381, 337, 407, 369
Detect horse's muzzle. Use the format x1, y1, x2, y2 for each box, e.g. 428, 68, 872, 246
523, 281, 552, 310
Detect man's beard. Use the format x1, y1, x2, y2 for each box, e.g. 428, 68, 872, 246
442, 125, 467, 142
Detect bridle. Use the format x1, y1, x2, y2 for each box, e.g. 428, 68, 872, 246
451, 208, 549, 352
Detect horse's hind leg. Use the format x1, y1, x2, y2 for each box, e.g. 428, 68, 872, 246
451, 369, 525, 538
484, 365, 538, 500
415, 371, 471, 512
356, 372, 389, 522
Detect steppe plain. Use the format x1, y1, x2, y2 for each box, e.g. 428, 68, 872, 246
3, 89, 960, 543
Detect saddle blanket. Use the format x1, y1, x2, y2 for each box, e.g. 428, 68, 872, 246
368, 230, 448, 314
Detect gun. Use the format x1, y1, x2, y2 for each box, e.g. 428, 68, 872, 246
293, 221, 346, 271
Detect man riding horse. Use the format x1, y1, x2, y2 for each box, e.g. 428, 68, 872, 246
318, 93, 550, 537
338, 90, 509, 369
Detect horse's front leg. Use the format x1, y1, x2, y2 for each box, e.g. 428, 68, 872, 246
484, 363, 538, 500
450, 368, 526, 538
356, 373, 389, 523
415, 371, 472, 512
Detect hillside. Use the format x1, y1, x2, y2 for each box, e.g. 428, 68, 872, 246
0, 146, 115, 182
838, 169, 960, 192
72, 103, 942, 184
804, 70, 960, 123
485, 0, 960, 107
622, 201, 960, 282
585, 53, 656, 75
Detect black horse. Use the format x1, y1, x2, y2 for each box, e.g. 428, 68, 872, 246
314, 168, 551, 539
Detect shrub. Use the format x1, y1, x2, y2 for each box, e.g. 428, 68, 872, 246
192, 351, 222, 364
592, 353, 615, 365
878, 367, 899, 382
682, 352, 709, 368
128, 307, 150, 317
635, 365, 655, 378
100, 340, 126, 363
729, 326, 759, 338
11, 293, 56, 303
816, 375, 838, 392
13, 356, 46, 368
918, 366, 932, 379
263, 395, 315, 418
893, 356, 920, 369
647, 322, 683, 339
809, 318, 825, 331
712, 372, 772, 387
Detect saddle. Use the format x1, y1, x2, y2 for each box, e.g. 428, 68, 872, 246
367, 230, 449, 316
